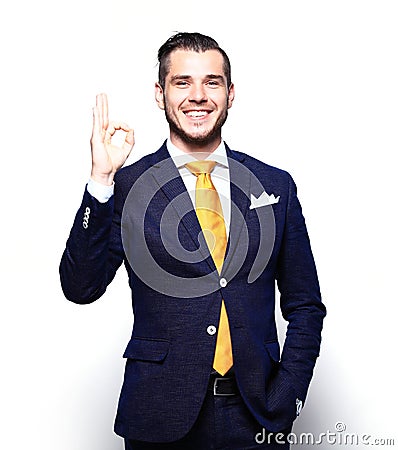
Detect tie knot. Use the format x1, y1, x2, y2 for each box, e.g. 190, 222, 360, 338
185, 160, 217, 177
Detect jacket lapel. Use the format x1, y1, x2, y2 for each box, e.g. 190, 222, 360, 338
221, 146, 252, 278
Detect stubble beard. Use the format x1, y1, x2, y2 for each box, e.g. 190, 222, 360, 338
164, 100, 229, 148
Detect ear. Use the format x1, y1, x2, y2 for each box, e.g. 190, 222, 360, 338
227, 83, 235, 109
155, 82, 165, 110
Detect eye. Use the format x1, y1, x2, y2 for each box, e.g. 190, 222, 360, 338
207, 80, 220, 87
175, 80, 189, 87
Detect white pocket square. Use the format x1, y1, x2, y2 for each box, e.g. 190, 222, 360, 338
249, 191, 280, 209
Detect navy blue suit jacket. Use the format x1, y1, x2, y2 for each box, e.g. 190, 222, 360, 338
60, 142, 326, 442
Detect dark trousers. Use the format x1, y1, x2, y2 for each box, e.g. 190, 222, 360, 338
124, 374, 291, 450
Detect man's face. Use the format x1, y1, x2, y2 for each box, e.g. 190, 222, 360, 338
155, 49, 235, 151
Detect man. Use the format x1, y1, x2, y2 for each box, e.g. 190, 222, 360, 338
60, 32, 326, 449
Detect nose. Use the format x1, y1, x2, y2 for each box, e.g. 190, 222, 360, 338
189, 83, 207, 103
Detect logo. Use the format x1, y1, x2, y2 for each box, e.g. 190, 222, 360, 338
121, 156, 276, 297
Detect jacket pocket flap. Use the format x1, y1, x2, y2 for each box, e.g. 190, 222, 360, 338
265, 340, 280, 362
123, 338, 169, 362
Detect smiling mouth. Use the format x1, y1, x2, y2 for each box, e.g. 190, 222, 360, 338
184, 110, 211, 119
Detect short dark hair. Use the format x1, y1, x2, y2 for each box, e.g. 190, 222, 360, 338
157, 32, 232, 90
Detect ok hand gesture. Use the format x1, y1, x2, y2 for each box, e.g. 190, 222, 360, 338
90, 93, 134, 185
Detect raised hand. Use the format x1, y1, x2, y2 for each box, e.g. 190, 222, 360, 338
90, 93, 135, 185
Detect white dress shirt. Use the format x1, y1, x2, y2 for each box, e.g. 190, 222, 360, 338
87, 139, 231, 235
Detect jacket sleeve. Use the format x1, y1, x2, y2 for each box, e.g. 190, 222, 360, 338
275, 173, 326, 404
59, 186, 124, 304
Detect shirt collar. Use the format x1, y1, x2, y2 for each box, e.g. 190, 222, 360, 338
166, 139, 229, 170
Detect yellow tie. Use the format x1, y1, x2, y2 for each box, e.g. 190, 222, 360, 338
185, 161, 233, 375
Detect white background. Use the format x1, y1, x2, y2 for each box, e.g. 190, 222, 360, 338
1, 1, 397, 448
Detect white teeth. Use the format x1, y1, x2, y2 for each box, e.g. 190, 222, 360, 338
186, 111, 207, 118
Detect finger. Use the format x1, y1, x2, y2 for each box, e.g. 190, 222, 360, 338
123, 129, 135, 153
105, 121, 132, 135
103, 121, 131, 144
111, 121, 132, 132
104, 122, 116, 144
91, 105, 101, 140
96, 93, 104, 130
102, 93, 109, 131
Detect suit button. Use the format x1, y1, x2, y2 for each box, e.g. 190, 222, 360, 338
207, 325, 217, 336
219, 278, 227, 288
